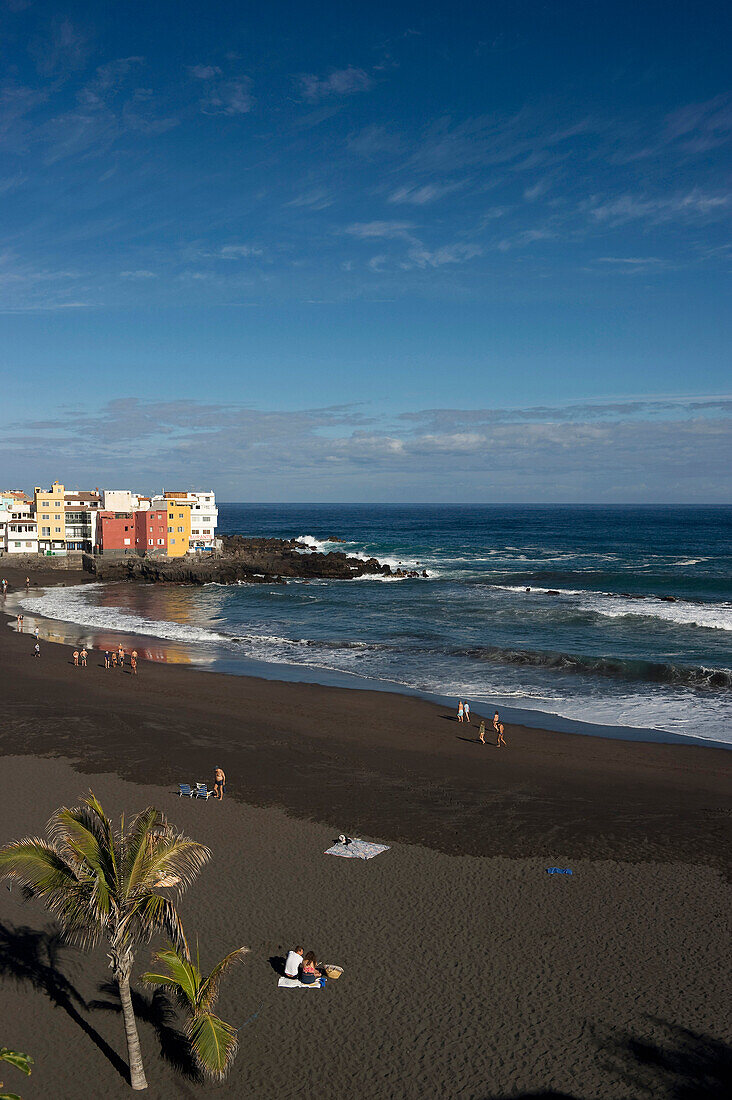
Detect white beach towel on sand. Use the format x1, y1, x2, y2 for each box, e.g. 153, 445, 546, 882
324, 839, 390, 860
278, 976, 322, 989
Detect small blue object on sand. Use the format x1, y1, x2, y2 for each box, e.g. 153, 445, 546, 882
546, 867, 573, 874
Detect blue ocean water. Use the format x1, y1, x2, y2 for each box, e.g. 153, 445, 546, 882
19, 505, 732, 744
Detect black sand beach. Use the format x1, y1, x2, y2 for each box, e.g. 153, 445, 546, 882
0, 564, 730, 1098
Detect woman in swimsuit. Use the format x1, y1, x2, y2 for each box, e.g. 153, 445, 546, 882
497, 723, 507, 749
299, 952, 324, 985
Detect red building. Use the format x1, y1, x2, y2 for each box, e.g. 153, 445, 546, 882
134, 509, 168, 554
96, 510, 168, 554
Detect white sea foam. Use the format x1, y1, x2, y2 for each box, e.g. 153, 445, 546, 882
490, 585, 732, 631
19, 585, 229, 645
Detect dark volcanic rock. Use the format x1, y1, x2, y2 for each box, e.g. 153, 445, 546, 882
83, 536, 395, 586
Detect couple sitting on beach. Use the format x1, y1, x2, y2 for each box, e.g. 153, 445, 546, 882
284, 946, 325, 986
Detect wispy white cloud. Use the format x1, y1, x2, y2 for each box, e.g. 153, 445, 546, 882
199, 75, 253, 115
345, 220, 415, 240
285, 188, 333, 210
299, 67, 372, 102
120, 269, 157, 279
403, 242, 482, 268
388, 180, 466, 205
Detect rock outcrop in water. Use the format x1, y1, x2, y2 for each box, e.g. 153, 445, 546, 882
83, 536, 427, 585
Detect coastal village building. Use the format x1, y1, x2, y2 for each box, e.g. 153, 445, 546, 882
34, 482, 67, 554
1, 481, 217, 558
64, 489, 102, 551
95, 508, 169, 555
151, 495, 192, 556
163, 490, 217, 551
4, 515, 38, 554
0, 494, 36, 553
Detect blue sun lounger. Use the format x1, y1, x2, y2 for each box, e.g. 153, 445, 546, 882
178, 783, 193, 798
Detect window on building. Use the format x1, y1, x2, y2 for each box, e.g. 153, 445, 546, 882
42, 513, 49, 519
157, 539, 164, 545
14, 542, 20, 548
170, 538, 176, 544
178, 513, 184, 518
149, 539, 153, 545
55, 527, 61, 533
168, 526, 173, 532
42, 527, 50, 536
177, 526, 183, 533
124, 538, 130, 545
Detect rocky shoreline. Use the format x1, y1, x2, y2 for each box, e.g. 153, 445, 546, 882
82, 535, 428, 585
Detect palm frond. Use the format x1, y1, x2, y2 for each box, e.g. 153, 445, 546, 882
121, 806, 165, 894
127, 893, 190, 956
187, 1012, 238, 1080
0, 1048, 33, 1076
131, 837, 210, 896
198, 947, 250, 1014
141, 949, 200, 1009
0, 839, 78, 895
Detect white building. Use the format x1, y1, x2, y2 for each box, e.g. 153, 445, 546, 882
163, 490, 218, 551
4, 516, 38, 554
102, 489, 134, 512
64, 490, 102, 551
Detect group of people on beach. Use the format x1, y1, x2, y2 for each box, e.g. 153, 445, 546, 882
102, 645, 138, 674
458, 701, 507, 748
283, 946, 327, 986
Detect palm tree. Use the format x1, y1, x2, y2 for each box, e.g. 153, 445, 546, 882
0, 794, 209, 1091
142, 943, 248, 1080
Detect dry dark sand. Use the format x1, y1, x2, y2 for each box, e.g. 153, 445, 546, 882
0, 566, 730, 1098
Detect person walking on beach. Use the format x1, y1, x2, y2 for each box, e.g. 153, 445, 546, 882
33, 641, 40, 658
130, 650, 138, 675
104, 651, 111, 669
213, 766, 226, 800
496, 723, 507, 749
478, 720, 486, 744
493, 711, 500, 737
33, 627, 39, 641
1, 578, 6, 595
457, 700, 464, 723
111, 650, 117, 668
80, 647, 87, 667
73, 650, 79, 667
117, 645, 125, 669
464, 701, 470, 724
25, 576, 30, 589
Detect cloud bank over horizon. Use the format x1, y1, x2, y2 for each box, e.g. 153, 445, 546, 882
2, 395, 730, 503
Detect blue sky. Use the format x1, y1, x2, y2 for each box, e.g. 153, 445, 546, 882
0, 0, 730, 500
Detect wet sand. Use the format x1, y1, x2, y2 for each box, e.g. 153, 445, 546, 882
0, 564, 730, 1097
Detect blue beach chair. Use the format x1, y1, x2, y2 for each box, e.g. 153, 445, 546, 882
194, 783, 212, 800
178, 784, 193, 798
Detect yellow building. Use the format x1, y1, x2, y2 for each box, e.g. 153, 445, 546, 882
164, 498, 191, 556
34, 481, 67, 554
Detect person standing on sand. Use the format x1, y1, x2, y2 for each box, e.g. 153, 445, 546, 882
478, 720, 486, 744
25, 576, 30, 589
213, 766, 226, 800
497, 723, 507, 749
117, 645, 124, 668
33, 627, 39, 641
493, 712, 500, 737
73, 650, 79, 667
457, 700, 464, 723
131, 650, 138, 675
33, 641, 40, 657
80, 648, 87, 667
464, 701, 470, 724
104, 651, 110, 669
1, 578, 6, 595
111, 651, 117, 668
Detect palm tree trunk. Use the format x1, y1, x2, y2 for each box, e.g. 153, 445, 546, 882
116, 964, 148, 1091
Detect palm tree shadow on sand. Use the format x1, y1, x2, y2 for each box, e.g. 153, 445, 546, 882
90, 980, 200, 1081
0, 919, 130, 1083
483, 1017, 732, 1099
